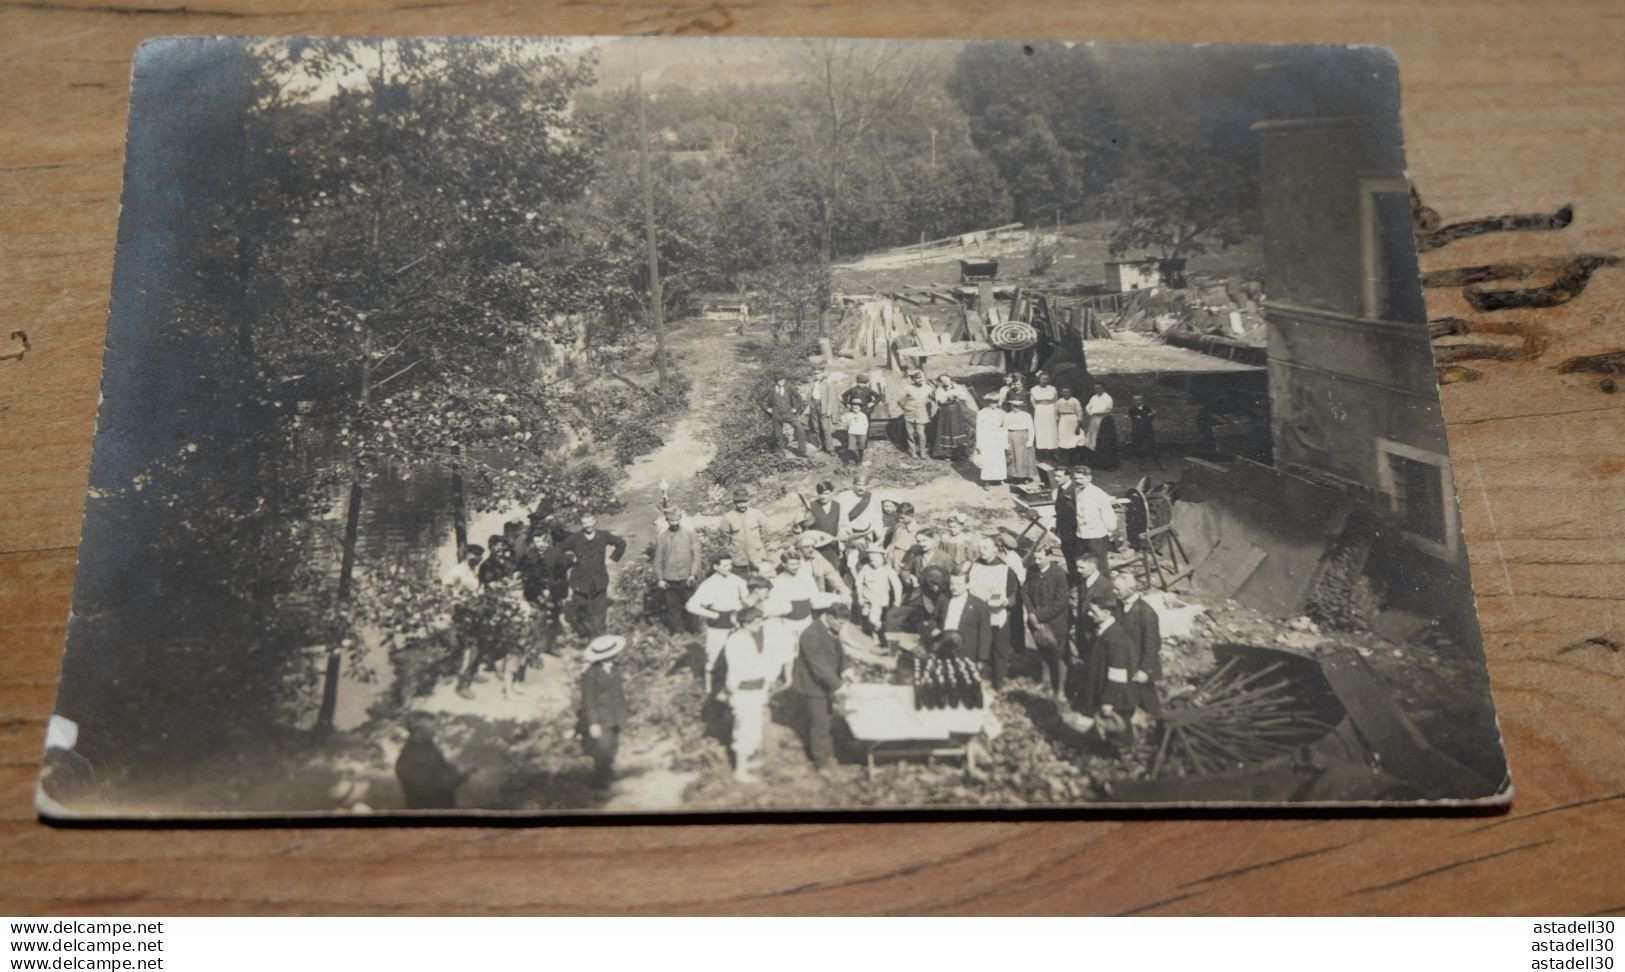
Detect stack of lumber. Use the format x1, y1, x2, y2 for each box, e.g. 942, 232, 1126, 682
839, 298, 962, 366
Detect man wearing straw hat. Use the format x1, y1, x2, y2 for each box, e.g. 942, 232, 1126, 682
578, 634, 629, 790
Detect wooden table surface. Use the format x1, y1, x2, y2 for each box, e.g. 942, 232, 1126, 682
2, 1, 1622, 916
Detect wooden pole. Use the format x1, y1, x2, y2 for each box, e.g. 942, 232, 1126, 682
635, 71, 669, 392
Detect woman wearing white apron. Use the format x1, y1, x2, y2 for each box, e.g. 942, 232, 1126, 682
975, 402, 1009, 489
1029, 373, 1059, 459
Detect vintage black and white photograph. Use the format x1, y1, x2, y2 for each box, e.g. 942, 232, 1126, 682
40, 35, 1510, 818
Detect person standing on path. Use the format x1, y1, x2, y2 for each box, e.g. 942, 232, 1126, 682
686, 555, 751, 688
807, 369, 842, 455
800, 481, 847, 570
1073, 465, 1117, 577
855, 546, 904, 649
1051, 467, 1082, 579
1003, 398, 1037, 483
653, 507, 703, 634
836, 472, 885, 554
696, 488, 771, 575
975, 399, 1009, 489
897, 368, 935, 460
562, 514, 627, 639
395, 714, 468, 810
1023, 542, 1072, 698
1055, 385, 1084, 465
930, 375, 976, 460
760, 376, 808, 456
1114, 573, 1163, 727
933, 568, 993, 669
792, 596, 850, 770
967, 538, 1022, 689
722, 607, 773, 784
578, 634, 628, 791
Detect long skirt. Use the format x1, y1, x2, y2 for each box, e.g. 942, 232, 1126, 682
1007, 429, 1037, 479
1032, 400, 1059, 450
933, 402, 974, 455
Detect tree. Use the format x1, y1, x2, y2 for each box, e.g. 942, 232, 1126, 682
793, 39, 930, 264
947, 42, 1122, 223
1099, 128, 1259, 262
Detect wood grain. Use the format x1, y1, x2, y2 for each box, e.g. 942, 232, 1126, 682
2, 0, 1622, 915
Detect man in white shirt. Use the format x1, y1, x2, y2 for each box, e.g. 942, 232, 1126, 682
836, 471, 885, 548
1073, 464, 1117, 577
686, 555, 751, 689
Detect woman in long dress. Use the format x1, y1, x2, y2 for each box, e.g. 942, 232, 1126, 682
974, 402, 1008, 488
1084, 383, 1120, 470
931, 376, 975, 459
1055, 384, 1084, 464
1003, 399, 1037, 482
1029, 372, 1059, 458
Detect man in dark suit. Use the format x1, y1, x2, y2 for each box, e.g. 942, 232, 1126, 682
1022, 542, 1072, 698
578, 635, 628, 789
1068, 563, 1117, 715
562, 513, 628, 638
792, 598, 851, 769
1113, 573, 1162, 721
933, 569, 993, 674
761, 376, 807, 455
1051, 467, 1082, 579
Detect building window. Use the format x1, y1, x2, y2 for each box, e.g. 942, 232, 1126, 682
1359, 178, 1428, 324
1375, 437, 1459, 559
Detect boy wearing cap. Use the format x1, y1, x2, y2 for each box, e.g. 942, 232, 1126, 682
578, 635, 628, 790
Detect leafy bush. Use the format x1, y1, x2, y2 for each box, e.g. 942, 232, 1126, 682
702, 337, 821, 488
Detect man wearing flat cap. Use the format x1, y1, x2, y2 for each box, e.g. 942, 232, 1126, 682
578, 635, 628, 790
898, 368, 935, 460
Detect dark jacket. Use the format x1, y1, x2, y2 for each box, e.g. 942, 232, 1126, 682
841, 384, 882, 415
934, 592, 993, 662
1120, 597, 1162, 682
1022, 563, 1071, 647
395, 730, 466, 810
762, 384, 805, 421
1054, 484, 1078, 540
792, 619, 845, 698
580, 662, 627, 732
1097, 620, 1139, 715
562, 529, 627, 594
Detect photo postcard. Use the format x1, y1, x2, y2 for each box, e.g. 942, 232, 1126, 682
39, 35, 1511, 818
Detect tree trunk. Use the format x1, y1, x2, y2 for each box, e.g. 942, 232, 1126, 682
635, 72, 669, 392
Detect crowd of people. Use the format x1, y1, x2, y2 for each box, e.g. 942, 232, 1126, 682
763, 364, 1161, 486
401, 365, 1172, 806
414, 468, 1163, 800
